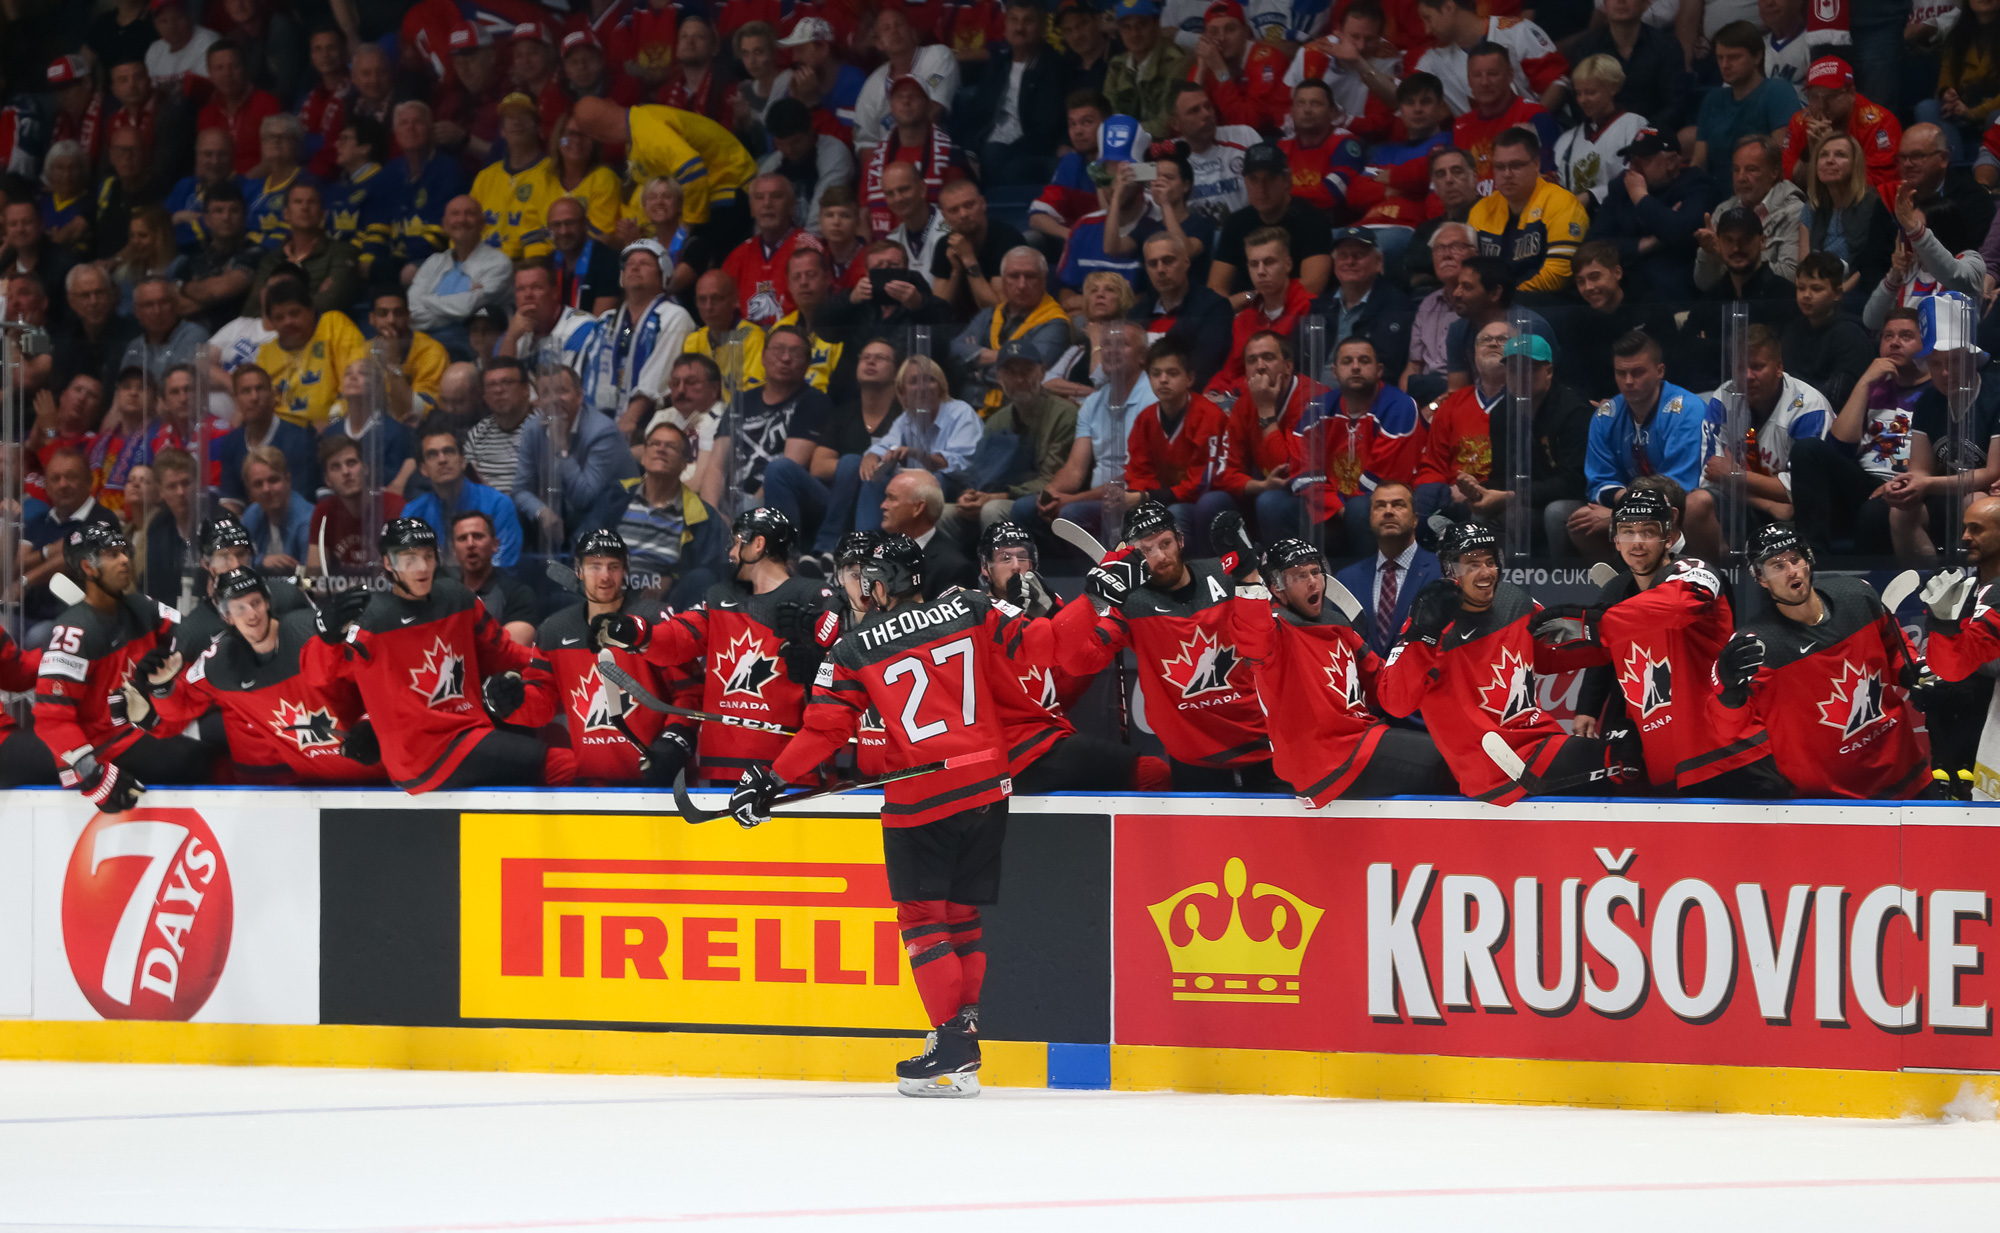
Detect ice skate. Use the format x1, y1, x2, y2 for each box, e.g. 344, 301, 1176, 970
896, 1006, 981, 1098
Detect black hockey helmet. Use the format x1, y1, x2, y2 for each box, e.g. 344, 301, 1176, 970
1124, 500, 1178, 544
213, 567, 269, 606
862, 533, 925, 599
1262, 537, 1321, 580
67, 521, 130, 563
379, 516, 439, 556
1749, 521, 1813, 570
198, 514, 253, 557
575, 528, 629, 564
836, 529, 882, 567
732, 506, 796, 559
978, 520, 1037, 567
1437, 519, 1500, 568
1612, 487, 1675, 530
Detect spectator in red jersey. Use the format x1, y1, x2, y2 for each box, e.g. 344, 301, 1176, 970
299, 28, 352, 182
1277, 79, 1365, 218
1188, 0, 1290, 134
1450, 43, 1560, 191
561, 29, 642, 109
1786, 56, 1901, 199
1126, 335, 1236, 547
1209, 226, 1313, 394
433, 24, 505, 166
722, 172, 813, 325
862, 76, 969, 242
196, 41, 279, 174
105, 57, 156, 168
46, 55, 108, 169
1214, 328, 1322, 539
1284, 0, 1402, 141
660, 15, 739, 126
1414, 0, 1570, 114
1291, 334, 1426, 553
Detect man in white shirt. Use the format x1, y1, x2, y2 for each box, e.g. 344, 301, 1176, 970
851, 4, 959, 152
883, 162, 949, 276
585, 239, 696, 427
408, 195, 513, 359
145, 0, 220, 91
1029, 320, 1153, 539
1169, 82, 1260, 222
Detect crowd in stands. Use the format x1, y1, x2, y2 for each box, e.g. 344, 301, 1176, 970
2, 0, 1999, 802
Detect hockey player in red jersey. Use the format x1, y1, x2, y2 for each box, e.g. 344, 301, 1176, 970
1720, 523, 1932, 799
977, 522, 1170, 792
129, 569, 384, 784
1376, 520, 1637, 804
172, 515, 315, 660
732, 534, 1042, 1098
33, 523, 220, 811
591, 507, 839, 785
539, 530, 693, 785
1213, 512, 1453, 802
1531, 486, 1790, 796
0, 624, 53, 787
1053, 500, 1281, 791
319, 518, 574, 792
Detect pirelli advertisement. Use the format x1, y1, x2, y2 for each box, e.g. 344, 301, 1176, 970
1113, 808, 2000, 1074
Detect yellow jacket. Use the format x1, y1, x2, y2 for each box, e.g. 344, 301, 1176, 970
623, 105, 757, 227
470, 155, 562, 262
257, 311, 369, 430
1468, 177, 1588, 295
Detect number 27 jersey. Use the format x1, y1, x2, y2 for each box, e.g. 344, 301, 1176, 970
773, 590, 1049, 828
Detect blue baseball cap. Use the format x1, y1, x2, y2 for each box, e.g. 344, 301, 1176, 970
1112, 0, 1160, 17
1097, 114, 1146, 164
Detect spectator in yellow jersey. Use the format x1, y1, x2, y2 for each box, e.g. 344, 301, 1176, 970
570, 98, 757, 246
1467, 127, 1588, 295
684, 269, 766, 396
747, 245, 841, 393
254, 280, 369, 429
369, 289, 448, 419
244, 114, 316, 252
550, 114, 625, 239
470, 94, 562, 262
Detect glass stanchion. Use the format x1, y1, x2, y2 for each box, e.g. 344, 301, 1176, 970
1295, 315, 1327, 556
1718, 303, 1751, 566
1504, 308, 1535, 563
1943, 292, 1978, 566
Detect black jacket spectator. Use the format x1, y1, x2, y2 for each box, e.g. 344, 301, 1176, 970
921, 528, 976, 599
1129, 284, 1234, 391
1550, 298, 1669, 401
1782, 312, 1874, 411
815, 285, 957, 403
1565, 23, 1690, 132
1916, 168, 1997, 258
1495, 377, 1593, 526
1316, 276, 1416, 380
956, 43, 1069, 172
1586, 164, 1723, 301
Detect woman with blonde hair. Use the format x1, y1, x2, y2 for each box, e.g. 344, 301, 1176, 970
855, 353, 984, 525
1553, 54, 1646, 202
551, 115, 624, 238
1046, 271, 1131, 400
616, 175, 697, 295
1798, 132, 1894, 299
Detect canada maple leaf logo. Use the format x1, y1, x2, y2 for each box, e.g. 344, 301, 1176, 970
408, 636, 465, 705
1160, 627, 1243, 700
714, 630, 780, 697
272, 698, 340, 749
570, 668, 634, 733
1816, 659, 1889, 738
1478, 648, 1539, 725
1018, 664, 1060, 711
1324, 642, 1364, 711
1619, 644, 1672, 718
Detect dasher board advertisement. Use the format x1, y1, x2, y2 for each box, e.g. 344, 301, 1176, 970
460, 811, 931, 1031
1114, 807, 2000, 1072
29, 798, 320, 1024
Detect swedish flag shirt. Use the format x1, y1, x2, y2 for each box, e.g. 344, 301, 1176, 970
257, 310, 368, 429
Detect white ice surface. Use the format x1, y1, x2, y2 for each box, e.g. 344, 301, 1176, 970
0, 1062, 1997, 1231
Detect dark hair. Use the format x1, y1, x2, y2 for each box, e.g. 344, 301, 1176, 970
1144, 335, 1193, 369
287, 180, 325, 206
1343, 0, 1386, 22
1157, 147, 1194, 185
263, 280, 314, 314
1397, 71, 1444, 104
1612, 329, 1663, 363
1292, 78, 1334, 104
514, 257, 557, 284
768, 323, 813, 349
206, 39, 245, 64
1244, 329, 1294, 363
1884, 306, 1922, 327
765, 97, 813, 139
1065, 88, 1112, 116
317, 433, 361, 466
1335, 335, 1379, 362
1712, 20, 1765, 58
1492, 125, 1541, 158
449, 509, 496, 536
1572, 240, 1621, 274
372, 286, 410, 308
1428, 144, 1473, 173
1464, 40, 1511, 72
1462, 255, 1512, 303
204, 179, 246, 206
672, 351, 724, 384
1944, 0, 2000, 89
1171, 80, 1210, 109
1794, 251, 1846, 287
344, 114, 390, 164
483, 356, 527, 382
1627, 474, 1687, 518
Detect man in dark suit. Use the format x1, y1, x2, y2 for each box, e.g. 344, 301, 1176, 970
880, 468, 976, 599
956, 0, 1069, 184
1334, 481, 1440, 659
1315, 228, 1415, 380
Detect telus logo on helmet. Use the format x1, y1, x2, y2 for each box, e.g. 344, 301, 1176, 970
61, 808, 233, 1020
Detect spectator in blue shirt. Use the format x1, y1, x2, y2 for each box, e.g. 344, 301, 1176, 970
237, 444, 316, 570
1693, 22, 1802, 172
216, 365, 318, 511
402, 428, 524, 568
1569, 329, 1724, 560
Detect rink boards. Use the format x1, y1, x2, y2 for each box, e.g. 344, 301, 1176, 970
2, 787, 2000, 1119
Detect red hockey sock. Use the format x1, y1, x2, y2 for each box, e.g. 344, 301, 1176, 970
945, 902, 984, 1008
897, 900, 961, 1026
1129, 756, 1171, 792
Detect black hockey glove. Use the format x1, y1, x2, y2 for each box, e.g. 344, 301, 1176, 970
774, 600, 831, 684
1529, 604, 1606, 649
131, 644, 179, 698
1716, 632, 1765, 709
646, 725, 696, 784
1085, 551, 1141, 610
1404, 579, 1462, 646
73, 752, 142, 813
730, 763, 784, 829
321, 585, 371, 643
1004, 568, 1054, 617
482, 670, 528, 721
341, 718, 381, 766
592, 610, 649, 651
1210, 509, 1259, 582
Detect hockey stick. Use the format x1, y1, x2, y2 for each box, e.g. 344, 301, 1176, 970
671, 749, 1002, 824
49, 573, 84, 607
596, 652, 798, 735
546, 560, 581, 594
1052, 518, 1107, 564
594, 661, 669, 767
1880, 569, 1921, 613
1588, 563, 1618, 587
1052, 518, 1135, 745
1480, 731, 1629, 798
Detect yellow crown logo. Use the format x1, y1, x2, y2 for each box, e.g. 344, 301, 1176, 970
1146, 857, 1324, 1004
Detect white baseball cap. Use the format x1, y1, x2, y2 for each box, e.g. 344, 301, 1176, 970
778, 17, 834, 46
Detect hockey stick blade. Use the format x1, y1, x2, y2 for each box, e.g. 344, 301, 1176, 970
546, 560, 581, 593
1880, 569, 1920, 613
1588, 562, 1618, 587
49, 573, 84, 607
1052, 518, 1108, 565
597, 652, 797, 735
1322, 575, 1363, 621
1481, 731, 1528, 782
674, 749, 1003, 825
